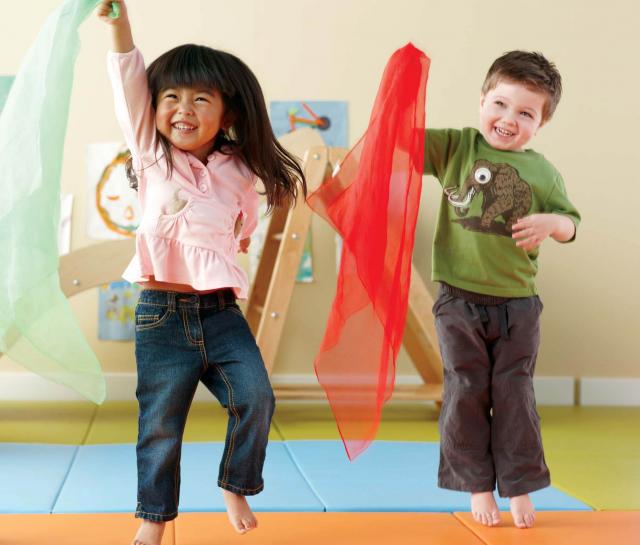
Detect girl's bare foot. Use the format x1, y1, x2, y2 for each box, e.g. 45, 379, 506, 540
509, 494, 535, 528
222, 489, 257, 534
471, 491, 501, 527
132, 519, 165, 545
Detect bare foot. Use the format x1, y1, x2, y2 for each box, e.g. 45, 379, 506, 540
222, 489, 257, 534
132, 519, 165, 545
471, 491, 501, 527
509, 494, 535, 528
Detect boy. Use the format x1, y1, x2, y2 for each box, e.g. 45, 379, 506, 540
425, 51, 580, 529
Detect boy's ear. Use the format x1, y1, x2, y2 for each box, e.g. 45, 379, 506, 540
535, 116, 548, 134
479, 93, 486, 109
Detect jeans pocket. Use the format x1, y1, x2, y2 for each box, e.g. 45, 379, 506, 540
135, 303, 172, 330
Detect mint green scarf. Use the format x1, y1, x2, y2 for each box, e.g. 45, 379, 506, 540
0, 0, 108, 403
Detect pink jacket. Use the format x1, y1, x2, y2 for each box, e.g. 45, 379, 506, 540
107, 48, 258, 298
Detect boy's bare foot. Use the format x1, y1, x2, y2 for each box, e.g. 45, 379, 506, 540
132, 519, 165, 545
222, 489, 258, 534
509, 494, 535, 528
471, 491, 501, 527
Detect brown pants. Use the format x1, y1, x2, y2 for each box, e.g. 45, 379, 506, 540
433, 285, 550, 497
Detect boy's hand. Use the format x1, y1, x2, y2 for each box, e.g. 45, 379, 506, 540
512, 213, 575, 251
239, 238, 251, 253
96, 1, 127, 25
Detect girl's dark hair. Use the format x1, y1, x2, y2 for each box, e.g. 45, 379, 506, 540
128, 44, 306, 209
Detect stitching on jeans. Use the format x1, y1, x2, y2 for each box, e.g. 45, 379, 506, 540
218, 479, 263, 493
174, 450, 180, 508
215, 364, 240, 483
136, 508, 178, 517
197, 314, 209, 371
136, 314, 159, 322
181, 309, 203, 346
173, 389, 197, 509
135, 310, 173, 331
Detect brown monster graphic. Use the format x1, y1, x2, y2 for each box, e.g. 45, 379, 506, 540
444, 159, 532, 237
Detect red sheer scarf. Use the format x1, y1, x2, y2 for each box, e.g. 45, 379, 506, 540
307, 44, 430, 460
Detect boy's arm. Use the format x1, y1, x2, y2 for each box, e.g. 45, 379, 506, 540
512, 174, 580, 251
423, 129, 460, 184
512, 213, 575, 250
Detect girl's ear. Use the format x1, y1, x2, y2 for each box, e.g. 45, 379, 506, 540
222, 111, 236, 131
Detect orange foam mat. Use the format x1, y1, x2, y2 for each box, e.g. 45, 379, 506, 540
454, 511, 640, 545
175, 513, 485, 545
0, 514, 176, 545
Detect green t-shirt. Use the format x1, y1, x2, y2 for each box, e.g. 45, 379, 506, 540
424, 127, 580, 297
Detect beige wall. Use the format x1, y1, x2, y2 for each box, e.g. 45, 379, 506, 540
1, 0, 638, 384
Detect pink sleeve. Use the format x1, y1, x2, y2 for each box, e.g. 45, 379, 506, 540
106, 48, 157, 168
240, 183, 259, 239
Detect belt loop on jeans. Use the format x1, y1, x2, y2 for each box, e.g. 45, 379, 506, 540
217, 290, 225, 309
167, 292, 176, 312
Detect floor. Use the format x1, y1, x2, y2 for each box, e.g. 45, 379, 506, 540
1, 401, 638, 544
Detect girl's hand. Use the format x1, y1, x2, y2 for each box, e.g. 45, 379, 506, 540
96, 0, 127, 25
97, 0, 134, 52
239, 238, 251, 253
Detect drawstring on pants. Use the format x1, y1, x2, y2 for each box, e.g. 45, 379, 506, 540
467, 303, 510, 340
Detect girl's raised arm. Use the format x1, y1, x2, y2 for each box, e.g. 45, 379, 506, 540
98, 0, 156, 169
96, 0, 134, 53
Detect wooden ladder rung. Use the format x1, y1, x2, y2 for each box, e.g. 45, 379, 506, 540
273, 383, 442, 402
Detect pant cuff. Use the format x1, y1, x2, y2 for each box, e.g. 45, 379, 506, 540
497, 476, 551, 498
218, 479, 264, 496
135, 504, 178, 522
438, 477, 496, 493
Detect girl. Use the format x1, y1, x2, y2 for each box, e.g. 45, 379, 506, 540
96, 2, 306, 544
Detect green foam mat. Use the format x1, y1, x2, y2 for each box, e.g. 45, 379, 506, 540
539, 407, 640, 509
85, 401, 282, 444
0, 402, 95, 444
273, 401, 440, 441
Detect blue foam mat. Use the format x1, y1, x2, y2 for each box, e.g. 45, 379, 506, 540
5, 441, 592, 514
53, 444, 137, 513
180, 442, 323, 512
285, 441, 593, 512
0, 444, 77, 513
53, 442, 323, 513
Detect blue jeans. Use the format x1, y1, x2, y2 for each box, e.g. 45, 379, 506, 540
134, 289, 275, 522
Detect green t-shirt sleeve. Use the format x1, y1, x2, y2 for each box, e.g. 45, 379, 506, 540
423, 128, 461, 182
543, 174, 581, 242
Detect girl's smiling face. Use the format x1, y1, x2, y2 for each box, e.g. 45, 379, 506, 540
479, 80, 547, 151
155, 86, 227, 162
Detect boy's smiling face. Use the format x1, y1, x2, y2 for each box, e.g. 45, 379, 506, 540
479, 80, 547, 151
